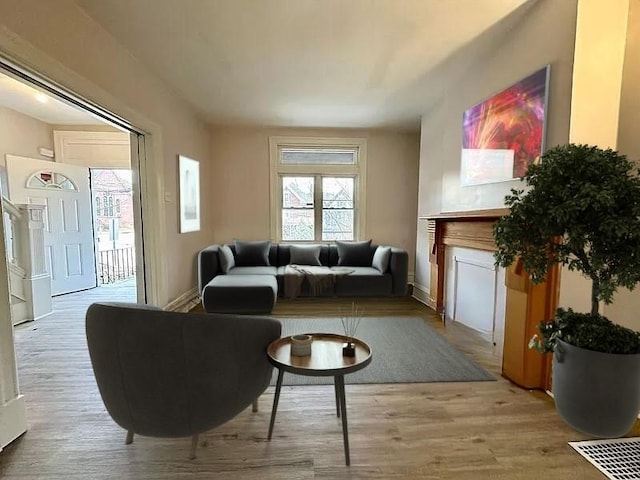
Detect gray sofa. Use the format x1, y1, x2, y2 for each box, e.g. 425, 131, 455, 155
198, 241, 409, 314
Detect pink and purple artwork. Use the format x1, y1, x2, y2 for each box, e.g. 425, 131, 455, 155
461, 66, 549, 186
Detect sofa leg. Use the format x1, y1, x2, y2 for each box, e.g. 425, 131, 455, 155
189, 434, 199, 459
125, 430, 134, 445
252, 399, 258, 412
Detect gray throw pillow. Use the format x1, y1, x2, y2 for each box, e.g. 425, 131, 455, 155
219, 244, 235, 273
372, 245, 391, 273
336, 239, 372, 266
289, 244, 322, 266
234, 239, 271, 266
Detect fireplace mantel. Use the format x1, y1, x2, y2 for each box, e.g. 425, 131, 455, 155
423, 208, 509, 221
424, 209, 508, 311
423, 208, 556, 390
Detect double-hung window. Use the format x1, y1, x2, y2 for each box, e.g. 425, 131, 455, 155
270, 137, 367, 242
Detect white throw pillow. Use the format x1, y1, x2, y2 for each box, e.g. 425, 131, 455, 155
372, 245, 391, 273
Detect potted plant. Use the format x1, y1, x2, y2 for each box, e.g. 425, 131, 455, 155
493, 143, 640, 438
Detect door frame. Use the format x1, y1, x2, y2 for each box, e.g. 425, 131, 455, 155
0, 31, 168, 449
0, 57, 168, 305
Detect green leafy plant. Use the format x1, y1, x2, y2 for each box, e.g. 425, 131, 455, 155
493, 144, 640, 354
529, 308, 640, 354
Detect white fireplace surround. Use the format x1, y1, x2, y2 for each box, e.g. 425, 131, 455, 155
444, 246, 506, 356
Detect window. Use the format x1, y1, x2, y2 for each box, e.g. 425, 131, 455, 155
27, 171, 77, 191
100, 194, 115, 217
270, 137, 366, 242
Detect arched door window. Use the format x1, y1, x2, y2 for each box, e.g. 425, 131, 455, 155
27, 171, 78, 191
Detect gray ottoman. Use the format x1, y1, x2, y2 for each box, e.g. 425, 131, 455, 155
202, 275, 278, 314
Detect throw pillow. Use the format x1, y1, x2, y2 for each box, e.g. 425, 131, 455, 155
289, 244, 322, 266
218, 244, 235, 273
336, 239, 372, 266
372, 245, 391, 273
234, 239, 271, 266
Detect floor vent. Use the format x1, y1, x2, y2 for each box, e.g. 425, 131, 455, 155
569, 438, 640, 480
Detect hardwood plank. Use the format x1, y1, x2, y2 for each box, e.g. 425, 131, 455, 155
0, 288, 611, 479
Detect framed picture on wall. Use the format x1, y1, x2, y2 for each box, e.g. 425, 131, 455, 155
178, 155, 200, 233
460, 65, 550, 186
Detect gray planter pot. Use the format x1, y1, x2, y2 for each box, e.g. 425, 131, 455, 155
553, 338, 640, 438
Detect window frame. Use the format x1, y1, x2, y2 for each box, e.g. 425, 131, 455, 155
269, 136, 367, 242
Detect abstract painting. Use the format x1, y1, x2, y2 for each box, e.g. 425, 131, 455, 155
461, 66, 550, 186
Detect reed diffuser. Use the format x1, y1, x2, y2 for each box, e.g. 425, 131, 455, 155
341, 302, 363, 357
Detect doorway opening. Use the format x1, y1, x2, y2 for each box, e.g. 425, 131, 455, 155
91, 168, 136, 286
0, 64, 146, 325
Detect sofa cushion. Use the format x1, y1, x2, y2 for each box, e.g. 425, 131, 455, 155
332, 266, 392, 296
219, 244, 235, 273
289, 244, 322, 266
202, 274, 277, 314
372, 245, 391, 273
227, 266, 278, 276
234, 240, 271, 266
336, 239, 373, 266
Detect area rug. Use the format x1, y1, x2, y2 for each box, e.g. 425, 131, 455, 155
270, 316, 495, 386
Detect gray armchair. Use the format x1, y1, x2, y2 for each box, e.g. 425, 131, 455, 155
85, 302, 281, 458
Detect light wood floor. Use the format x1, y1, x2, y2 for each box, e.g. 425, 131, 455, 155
0, 287, 611, 479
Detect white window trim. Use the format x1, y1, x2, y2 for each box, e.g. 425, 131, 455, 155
269, 136, 367, 242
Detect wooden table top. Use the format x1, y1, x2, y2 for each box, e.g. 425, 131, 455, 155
267, 333, 372, 377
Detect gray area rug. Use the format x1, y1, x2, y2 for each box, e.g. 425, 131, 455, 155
269, 316, 495, 386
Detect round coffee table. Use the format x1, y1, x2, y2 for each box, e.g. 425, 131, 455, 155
266, 333, 372, 466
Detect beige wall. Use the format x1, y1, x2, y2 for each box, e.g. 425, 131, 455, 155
0, 0, 211, 304
414, 0, 578, 299
569, 0, 628, 148
599, 0, 640, 331
0, 105, 53, 168
617, 0, 640, 160
560, 0, 631, 319
209, 126, 420, 273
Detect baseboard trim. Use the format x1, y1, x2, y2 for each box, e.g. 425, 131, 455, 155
412, 282, 435, 310
164, 286, 200, 312
0, 394, 27, 450
33, 311, 53, 321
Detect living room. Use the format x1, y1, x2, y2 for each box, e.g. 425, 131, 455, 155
1, 0, 639, 478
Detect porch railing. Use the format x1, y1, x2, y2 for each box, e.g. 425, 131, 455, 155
99, 246, 136, 284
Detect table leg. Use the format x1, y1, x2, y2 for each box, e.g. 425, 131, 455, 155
334, 380, 340, 417
335, 375, 350, 466
268, 369, 284, 440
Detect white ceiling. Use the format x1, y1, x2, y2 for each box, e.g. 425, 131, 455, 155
0, 1, 535, 130
0, 72, 104, 125
72, 0, 536, 131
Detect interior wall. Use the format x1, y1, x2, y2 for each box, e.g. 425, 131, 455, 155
209, 126, 420, 273
414, 99, 446, 301
0, 106, 53, 168
617, 0, 640, 160
569, 0, 628, 148
558, 1, 631, 318
439, 1, 576, 214
414, 0, 578, 299
0, 0, 212, 303
600, 0, 640, 331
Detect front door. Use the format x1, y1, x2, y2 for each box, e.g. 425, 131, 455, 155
6, 155, 97, 295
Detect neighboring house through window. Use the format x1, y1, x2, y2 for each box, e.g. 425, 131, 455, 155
269, 136, 367, 242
